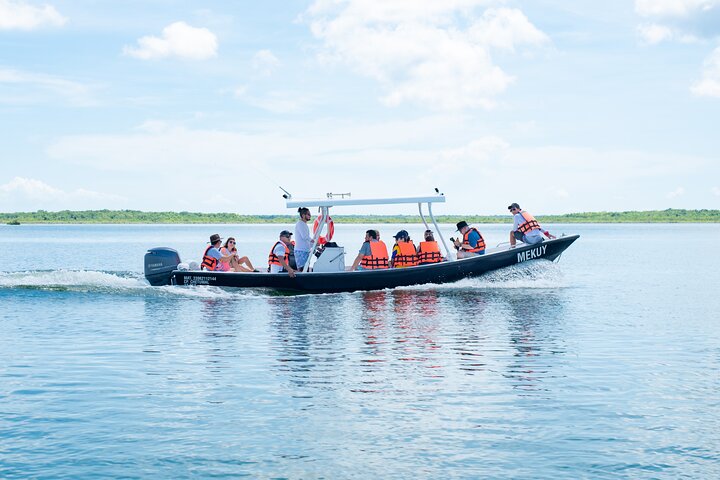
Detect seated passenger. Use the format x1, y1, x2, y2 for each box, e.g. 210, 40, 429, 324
268, 230, 296, 277
220, 237, 257, 272
417, 230, 443, 264
350, 229, 389, 270
508, 202, 556, 247
453, 221, 486, 258
389, 230, 418, 268
201, 234, 235, 271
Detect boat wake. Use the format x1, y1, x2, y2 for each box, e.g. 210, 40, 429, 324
400, 261, 566, 291
1, 262, 565, 299
0, 269, 257, 299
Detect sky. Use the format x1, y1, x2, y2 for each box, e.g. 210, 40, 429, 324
1, 0, 719, 215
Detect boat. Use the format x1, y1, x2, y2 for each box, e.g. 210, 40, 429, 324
144, 193, 579, 293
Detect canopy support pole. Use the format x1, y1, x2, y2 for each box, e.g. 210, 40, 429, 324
428, 202, 454, 260
417, 203, 430, 231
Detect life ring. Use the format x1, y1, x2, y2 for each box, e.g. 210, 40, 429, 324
313, 215, 334, 242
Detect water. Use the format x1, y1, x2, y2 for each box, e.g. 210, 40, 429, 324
1, 223, 719, 479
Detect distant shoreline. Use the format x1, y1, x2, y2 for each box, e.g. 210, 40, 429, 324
2, 209, 719, 224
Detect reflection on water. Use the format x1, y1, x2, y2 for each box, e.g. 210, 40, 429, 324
241, 287, 571, 399
502, 290, 568, 394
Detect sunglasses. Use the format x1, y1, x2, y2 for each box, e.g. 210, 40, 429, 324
228, 240, 235, 244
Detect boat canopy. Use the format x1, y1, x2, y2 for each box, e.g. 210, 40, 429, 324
286, 195, 445, 208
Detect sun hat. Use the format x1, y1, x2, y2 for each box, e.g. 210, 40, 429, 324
393, 229, 409, 240
456, 221, 468, 231
209, 233, 222, 244
280, 230, 293, 237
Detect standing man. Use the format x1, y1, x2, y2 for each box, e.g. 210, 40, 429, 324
294, 207, 312, 271
268, 230, 296, 277
508, 202, 555, 247
453, 221, 486, 258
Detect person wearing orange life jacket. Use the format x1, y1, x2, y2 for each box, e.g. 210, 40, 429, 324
389, 230, 419, 268
268, 230, 296, 277
453, 221, 486, 258
350, 229, 389, 270
201, 233, 235, 271
508, 202, 556, 247
417, 230, 443, 264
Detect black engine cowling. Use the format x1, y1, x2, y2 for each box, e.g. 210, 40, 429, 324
144, 247, 181, 286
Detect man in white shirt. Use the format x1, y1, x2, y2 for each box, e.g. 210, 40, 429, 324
508, 203, 555, 247
294, 207, 312, 271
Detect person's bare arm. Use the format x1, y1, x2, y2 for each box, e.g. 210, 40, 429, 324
279, 257, 296, 277
350, 253, 363, 271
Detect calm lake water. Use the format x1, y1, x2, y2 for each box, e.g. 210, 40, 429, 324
1, 223, 719, 479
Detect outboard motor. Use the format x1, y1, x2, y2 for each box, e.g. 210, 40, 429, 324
144, 247, 181, 286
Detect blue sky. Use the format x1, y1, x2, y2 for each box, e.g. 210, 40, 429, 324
1, 0, 719, 215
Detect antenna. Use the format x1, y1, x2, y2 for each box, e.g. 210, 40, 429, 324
326, 192, 351, 199
279, 185, 292, 199
435, 187, 444, 196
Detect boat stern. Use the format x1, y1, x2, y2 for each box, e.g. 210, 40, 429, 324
144, 247, 181, 286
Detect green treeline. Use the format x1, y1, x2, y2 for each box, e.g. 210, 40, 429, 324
2, 208, 720, 224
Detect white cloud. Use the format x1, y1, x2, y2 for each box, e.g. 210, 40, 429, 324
233, 86, 315, 113
252, 49, 280, 75
0, 67, 96, 106
0, 0, 66, 30
233, 85, 248, 97
634, 0, 720, 41
436, 136, 510, 166
692, 45, 720, 96
634, 1, 720, 95
637, 23, 674, 44
469, 8, 550, 52
416, 136, 508, 190
0, 177, 62, 196
43, 118, 719, 214
667, 186, 686, 198
0, 177, 126, 210
244, 92, 314, 113
44, 118, 468, 212
123, 21, 218, 60
635, 0, 719, 18
135, 119, 170, 133
305, 1, 548, 110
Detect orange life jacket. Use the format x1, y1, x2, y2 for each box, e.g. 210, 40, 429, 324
517, 211, 541, 234
268, 241, 290, 268
392, 240, 419, 268
201, 245, 218, 270
417, 240, 442, 264
361, 240, 389, 269
463, 227, 486, 253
